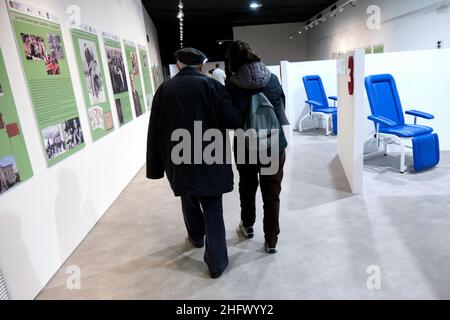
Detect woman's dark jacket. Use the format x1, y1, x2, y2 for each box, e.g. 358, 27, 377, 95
225, 62, 290, 155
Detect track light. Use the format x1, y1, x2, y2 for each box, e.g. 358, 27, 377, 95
301, 0, 358, 35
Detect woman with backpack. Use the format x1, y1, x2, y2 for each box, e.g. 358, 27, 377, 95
225, 41, 289, 254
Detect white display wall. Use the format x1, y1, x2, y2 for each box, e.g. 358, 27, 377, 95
0, 0, 161, 299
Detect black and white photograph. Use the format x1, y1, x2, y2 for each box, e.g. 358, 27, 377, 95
79, 39, 106, 104
115, 98, 124, 125
63, 117, 84, 150
106, 47, 128, 95
41, 124, 66, 160
0, 155, 20, 195
47, 34, 64, 60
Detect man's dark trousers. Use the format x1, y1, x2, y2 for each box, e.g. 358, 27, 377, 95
181, 195, 228, 274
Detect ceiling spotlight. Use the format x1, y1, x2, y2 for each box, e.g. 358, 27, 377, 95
289, 35, 294, 39
178, 1, 184, 9
249, 2, 262, 9
177, 11, 184, 20
298, 31, 302, 34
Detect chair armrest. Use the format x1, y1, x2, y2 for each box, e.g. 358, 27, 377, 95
405, 110, 435, 120
328, 96, 338, 102
305, 100, 324, 108
368, 115, 397, 127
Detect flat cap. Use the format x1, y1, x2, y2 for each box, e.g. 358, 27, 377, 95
175, 47, 208, 65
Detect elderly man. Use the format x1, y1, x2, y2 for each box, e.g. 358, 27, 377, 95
146, 48, 243, 278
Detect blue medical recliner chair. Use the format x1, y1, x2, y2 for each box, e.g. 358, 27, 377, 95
365, 74, 440, 173
301, 75, 338, 136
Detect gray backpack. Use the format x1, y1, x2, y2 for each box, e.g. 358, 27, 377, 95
244, 92, 281, 152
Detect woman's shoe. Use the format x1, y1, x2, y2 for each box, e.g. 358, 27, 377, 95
239, 221, 254, 239
265, 242, 278, 254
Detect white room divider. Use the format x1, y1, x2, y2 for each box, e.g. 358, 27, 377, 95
337, 49, 365, 194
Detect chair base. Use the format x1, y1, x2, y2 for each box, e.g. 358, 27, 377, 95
365, 133, 440, 173
299, 112, 335, 136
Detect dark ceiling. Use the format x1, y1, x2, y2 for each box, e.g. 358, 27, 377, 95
143, 0, 337, 65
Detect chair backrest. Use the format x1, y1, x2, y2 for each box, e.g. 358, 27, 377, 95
303, 75, 328, 111
365, 74, 405, 127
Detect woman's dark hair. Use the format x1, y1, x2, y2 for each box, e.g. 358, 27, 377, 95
225, 40, 261, 77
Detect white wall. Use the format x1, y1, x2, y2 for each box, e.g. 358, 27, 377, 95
232, 1, 450, 63
0, 0, 160, 300
233, 22, 307, 65
305, 0, 450, 60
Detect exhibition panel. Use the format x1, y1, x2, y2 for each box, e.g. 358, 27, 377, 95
138, 44, 154, 110
0, 48, 33, 196
124, 40, 146, 117
71, 24, 115, 141
103, 32, 134, 126
7, 1, 85, 167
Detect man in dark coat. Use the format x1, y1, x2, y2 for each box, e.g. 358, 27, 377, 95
146, 48, 243, 278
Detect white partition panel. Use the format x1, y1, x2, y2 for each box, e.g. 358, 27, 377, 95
337, 49, 365, 194
280, 60, 337, 131
365, 49, 450, 150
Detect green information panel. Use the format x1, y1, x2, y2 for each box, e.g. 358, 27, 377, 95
138, 45, 154, 111
72, 25, 115, 141
102, 32, 133, 126
0, 48, 33, 196
124, 40, 145, 117
8, 1, 85, 167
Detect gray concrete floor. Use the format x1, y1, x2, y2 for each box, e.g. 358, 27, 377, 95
38, 132, 450, 300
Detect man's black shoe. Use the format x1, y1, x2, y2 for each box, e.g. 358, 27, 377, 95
188, 236, 204, 249
210, 262, 228, 279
